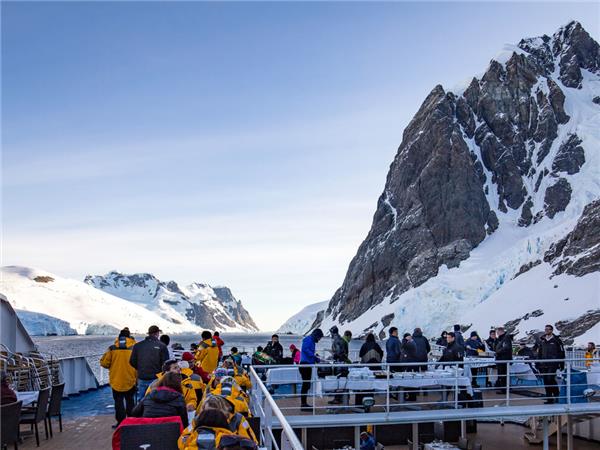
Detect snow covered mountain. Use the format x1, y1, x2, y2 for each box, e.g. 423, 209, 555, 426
1, 266, 202, 335
315, 21, 600, 345
277, 301, 329, 335
84, 271, 259, 332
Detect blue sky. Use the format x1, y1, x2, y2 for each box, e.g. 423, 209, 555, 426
2, 1, 599, 330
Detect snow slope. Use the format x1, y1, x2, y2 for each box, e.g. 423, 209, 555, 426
84, 272, 258, 332
0, 266, 202, 335
277, 301, 328, 335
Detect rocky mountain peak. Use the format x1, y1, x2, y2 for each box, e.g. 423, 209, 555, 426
319, 22, 600, 336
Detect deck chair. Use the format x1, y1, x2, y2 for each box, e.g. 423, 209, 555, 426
1, 400, 23, 450
47, 383, 65, 437
112, 416, 183, 450
19, 387, 50, 447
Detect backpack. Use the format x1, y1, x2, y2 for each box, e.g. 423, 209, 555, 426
178, 426, 234, 450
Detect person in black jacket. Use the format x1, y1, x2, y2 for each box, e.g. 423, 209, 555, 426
130, 325, 170, 397
436, 331, 448, 347
494, 327, 513, 393
131, 372, 188, 427
537, 325, 565, 404
438, 332, 464, 364
264, 335, 284, 362
465, 331, 485, 387
386, 327, 402, 370
412, 328, 431, 372
401, 333, 419, 401
359, 333, 384, 365
485, 330, 497, 352
453, 325, 465, 351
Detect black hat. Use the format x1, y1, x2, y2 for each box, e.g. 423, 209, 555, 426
470, 331, 478, 338
119, 328, 131, 338
148, 325, 162, 334
329, 326, 339, 335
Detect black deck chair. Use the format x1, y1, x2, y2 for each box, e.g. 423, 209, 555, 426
19, 387, 50, 447
47, 383, 65, 437
120, 422, 181, 450
1, 400, 23, 450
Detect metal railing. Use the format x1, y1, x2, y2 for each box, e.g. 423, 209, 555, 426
252, 357, 600, 449
249, 365, 304, 450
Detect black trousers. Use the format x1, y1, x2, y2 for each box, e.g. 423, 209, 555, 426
112, 386, 136, 424
299, 366, 313, 406
541, 365, 560, 400
496, 361, 509, 390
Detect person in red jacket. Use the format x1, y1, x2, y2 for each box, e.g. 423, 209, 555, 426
213, 331, 225, 361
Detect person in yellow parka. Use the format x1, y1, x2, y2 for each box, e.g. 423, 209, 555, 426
585, 342, 597, 367
181, 352, 206, 402
178, 409, 236, 450
197, 394, 258, 443
205, 371, 250, 417
221, 358, 252, 391
196, 330, 220, 374
146, 359, 197, 410
100, 328, 137, 428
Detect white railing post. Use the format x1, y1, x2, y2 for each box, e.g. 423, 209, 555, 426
506, 361, 510, 406
265, 399, 273, 449
566, 360, 571, 405
386, 364, 390, 415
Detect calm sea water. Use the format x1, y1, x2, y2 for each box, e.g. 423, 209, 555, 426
32, 333, 366, 382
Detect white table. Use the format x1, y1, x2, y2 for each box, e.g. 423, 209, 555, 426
16, 390, 38, 406
510, 362, 537, 381
265, 367, 303, 386
425, 443, 460, 450
587, 363, 600, 386
463, 357, 496, 368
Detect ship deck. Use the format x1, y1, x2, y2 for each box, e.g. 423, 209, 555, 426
17, 415, 600, 450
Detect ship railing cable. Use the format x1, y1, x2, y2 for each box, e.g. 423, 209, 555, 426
249, 365, 304, 450
254, 356, 600, 418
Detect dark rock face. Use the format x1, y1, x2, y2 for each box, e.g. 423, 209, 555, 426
544, 199, 600, 276
513, 259, 541, 279
323, 22, 599, 326
544, 178, 572, 218
552, 134, 585, 175
555, 309, 600, 345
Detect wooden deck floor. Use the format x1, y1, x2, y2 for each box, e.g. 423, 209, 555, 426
17, 414, 600, 450
20, 415, 113, 450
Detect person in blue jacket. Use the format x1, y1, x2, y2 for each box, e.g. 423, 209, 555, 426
360, 431, 376, 450
299, 328, 323, 410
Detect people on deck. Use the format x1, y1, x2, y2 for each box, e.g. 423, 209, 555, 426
178, 409, 237, 450
289, 344, 301, 364
465, 331, 485, 387
485, 329, 497, 352
196, 330, 220, 374
436, 331, 448, 347
145, 359, 197, 410
438, 332, 464, 364
197, 394, 258, 442
537, 324, 565, 404
494, 326, 513, 394
412, 328, 431, 372
400, 333, 417, 369
1, 371, 17, 405
264, 334, 283, 362
328, 326, 350, 405
230, 347, 242, 367
160, 334, 174, 359
100, 327, 137, 427
386, 327, 402, 370
453, 324, 465, 350
130, 325, 170, 398
517, 342, 536, 359
299, 328, 323, 410
131, 372, 189, 427
213, 332, 225, 361
585, 342, 597, 367
359, 333, 384, 366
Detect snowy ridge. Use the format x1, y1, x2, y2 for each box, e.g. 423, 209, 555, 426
277, 301, 329, 335
85, 271, 259, 332
1, 266, 202, 335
